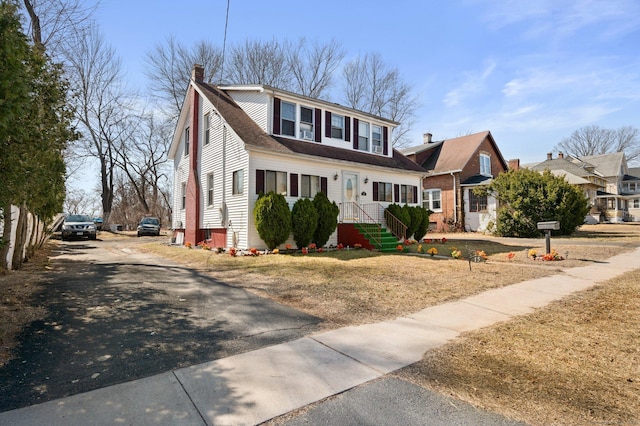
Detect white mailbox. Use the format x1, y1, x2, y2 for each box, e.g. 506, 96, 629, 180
537, 221, 560, 230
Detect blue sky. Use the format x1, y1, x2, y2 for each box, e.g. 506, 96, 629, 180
94, 0, 640, 165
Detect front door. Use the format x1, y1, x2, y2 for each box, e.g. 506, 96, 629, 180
343, 172, 359, 204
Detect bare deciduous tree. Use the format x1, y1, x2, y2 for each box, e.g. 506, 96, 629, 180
226, 38, 292, 89
64, 26, 132, 226
114, 114, 172, 220
144, 35, 223, 120
341, 52, 418, 146
288, 38, 345, 99
556, 125, 640, 164
21, 0, 97, 57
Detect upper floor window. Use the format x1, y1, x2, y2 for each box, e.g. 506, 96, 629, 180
423, 189, 441, 212
281, 101, 296, 137
206, 172, 214, 206
301, 174, 321, 198
181, 182, 186, 209
358, 121, 370, 152
266, 170, 287, 195
232, 169, 244, 195
204, 114, 210, 145
480, 153, 491, 176
300, 106, 314, 140
372, 125, 383, 154
331, 114, 344, 139
184, 127, 190, 156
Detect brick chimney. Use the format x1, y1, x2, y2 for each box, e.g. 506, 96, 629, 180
558, 152, 564, 159
192, 64, 204, 82
423, 133, 433, 144
508, 159, 520, 170
547, 152, 553, 160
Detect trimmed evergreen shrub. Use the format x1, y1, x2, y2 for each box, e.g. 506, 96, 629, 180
253, 191, 292, 249
384, 203, 411, 238
312, 192, 339, 247
291, 198, 318, 248
412, 207, 430, 241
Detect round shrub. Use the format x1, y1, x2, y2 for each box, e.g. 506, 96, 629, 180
312, 192, 339, 247
253, 191, 291, 249
291, 198, 318, 249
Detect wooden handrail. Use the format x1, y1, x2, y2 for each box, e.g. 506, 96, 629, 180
379, 205, 408, 240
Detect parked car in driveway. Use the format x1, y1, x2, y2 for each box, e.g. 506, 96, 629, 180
61, 214, 97, 241
137, 217, 161, 236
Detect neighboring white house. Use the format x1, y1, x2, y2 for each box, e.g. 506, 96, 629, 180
168, 65, 425, 250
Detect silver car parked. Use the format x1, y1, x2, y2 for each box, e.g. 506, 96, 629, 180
61, 214, 97, 241
137, 217, 161, 237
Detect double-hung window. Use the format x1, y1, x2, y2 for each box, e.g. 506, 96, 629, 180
480, 153, 491, 176
423, 189, 441, 212
401, 185, 416, 204
331, 114, 344, 139
375, 182, 392, 202
300, 106, 314, 140
358, 121, 369, 151
301, 174, 321, 198
206, 173, 214, 206
184, 127, 190, 156
204, 113, 210, 145
372, 125, 382, 154
265, 170, 287, 195
633, 198, 640, 208
232, 170, 244, 195
281, 101, 296, 137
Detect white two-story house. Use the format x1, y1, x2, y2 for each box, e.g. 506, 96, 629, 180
168, 65, 425, 250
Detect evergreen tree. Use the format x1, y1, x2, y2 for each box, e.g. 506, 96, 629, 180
484, 169, 589, 237
312, 192, 339, 247
291, 197, 318, 249
253, 192, 291, 249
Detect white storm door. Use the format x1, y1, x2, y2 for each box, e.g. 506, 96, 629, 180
343, 172, 359, 204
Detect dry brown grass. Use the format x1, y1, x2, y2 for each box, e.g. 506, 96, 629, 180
397, 268, 640, 426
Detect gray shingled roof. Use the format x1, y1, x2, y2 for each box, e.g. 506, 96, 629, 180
579, 152, 625, 177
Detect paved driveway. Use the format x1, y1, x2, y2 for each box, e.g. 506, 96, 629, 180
0, 237, 321, 412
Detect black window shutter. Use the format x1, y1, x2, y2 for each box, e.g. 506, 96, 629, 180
325, 111, 331, 138
352, 118, 359, 150
273, 98, 281, 135
315, 108, 322, 142
394, 184, 400, 203
373, 182, 379, 201
256, 169, 265, 194
413, 186, 418, 203
344, 116, 351, 142
383, 126, 389, 155
321, 177, 328, 195
290, 173, 299, 197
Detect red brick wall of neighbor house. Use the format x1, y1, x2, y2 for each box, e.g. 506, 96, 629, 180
460, 137, 507, 182
423, 173, 461, 231
185, 89, 200, 245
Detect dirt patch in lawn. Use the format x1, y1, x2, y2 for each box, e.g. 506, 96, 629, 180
396, 268, 640, 426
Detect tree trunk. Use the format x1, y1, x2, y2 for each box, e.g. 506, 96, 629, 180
0, 202, 13, 272
11, 204, 28, 270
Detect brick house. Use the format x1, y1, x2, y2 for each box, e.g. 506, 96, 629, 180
400, 131, 509, 232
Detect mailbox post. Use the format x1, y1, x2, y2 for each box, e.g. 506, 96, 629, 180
537, 221, 560, 254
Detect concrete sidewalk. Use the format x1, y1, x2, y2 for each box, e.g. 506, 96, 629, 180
1, 247, 638, 425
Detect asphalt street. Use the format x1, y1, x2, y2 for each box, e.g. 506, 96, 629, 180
0, 236, 321, 412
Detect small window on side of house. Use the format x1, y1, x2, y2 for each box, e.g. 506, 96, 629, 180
207, 172, 214, 206
184, 127, 190, 156
181, 182, 186, 209
423, 189, 441, 212
232, 169, 244, 195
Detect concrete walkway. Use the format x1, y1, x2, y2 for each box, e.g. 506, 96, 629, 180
1, 247, 638, 425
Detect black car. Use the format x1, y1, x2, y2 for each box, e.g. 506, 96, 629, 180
137, 217, 161, 237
